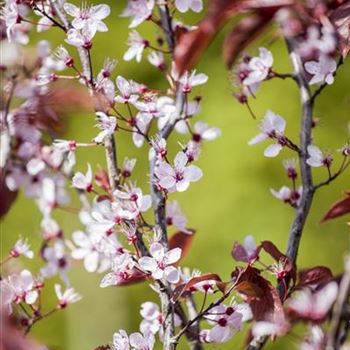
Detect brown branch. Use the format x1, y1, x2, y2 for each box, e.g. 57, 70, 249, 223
284, 37, 315, 265
149, 6, 178, 350
245, 32, 316, 350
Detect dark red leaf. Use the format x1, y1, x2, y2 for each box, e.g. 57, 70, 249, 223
297, 266, 333, 288
1, 313, 45, 350
0, 174, 18, 219
232, 242, 250, 262
330, 1, 350, 58
95, 167, 111, 192
171, 273, 222, 302
169, 230, 195, 261
260, 241, 285, 261
174, 1, 243, 75
115, 269, 148, 286
321, 191, 350, 222
174, 0, 295, 74
237, 266, 285, 321
235, 280, 264, 297
223, 13, 274, 68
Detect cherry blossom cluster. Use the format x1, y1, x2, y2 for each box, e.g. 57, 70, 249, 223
0, 0, 349, 350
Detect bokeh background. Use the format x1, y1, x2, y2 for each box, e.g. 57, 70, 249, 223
1, 1, 350, 349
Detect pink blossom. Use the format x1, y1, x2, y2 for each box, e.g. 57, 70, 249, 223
179, 70, 208, 93
72, 163, 93, 192
139, 301, 181, 336
243, 48, 273, 86
286, 282, 338, 321
138, 242, 181, 283
283, 158, 298, 179
65, 25, 96, 49
136, 96, 175, 121
123, 30, 148, 62
132, 113, 152, 148
248, 110, 287, 157
300, 326, 326, 350
41, 217, 62, 240
149, 137, 167, 160
184, 140, 201, 162
121, 0, 155, 28
115, 329, 157, 350
305, 55, 337, 85
94, 112, 117, 143
121, 157, 137, 178
114, 183, 152, 213
129, 331, 155, 350
155, 151, 202, 192
166, 200, 191, 234
70, 231, 101, 272
100, 253, 136, 288
175, 0, 203, 13
148, 51, 165, 70
115, 76, 139, 104
0, 270, 38, 314
41, 241, 70, 284
206, 304, 243, 343
306, 145, 333, 168
54, 46, 74, 67
87, 200, 137, 235
112, 330, 130, 350
252, 318, 289, 339
55, 283, 81, 308
192, 121, 221, 142
10, 237, 34, 259
298, 25, 337, 58
232, 235, 258, 263
63, 3, 110, 32
271, 186, 302, 206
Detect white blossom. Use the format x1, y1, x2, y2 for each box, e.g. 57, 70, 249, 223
138, 242, 181, 283
305, 55, 337, 85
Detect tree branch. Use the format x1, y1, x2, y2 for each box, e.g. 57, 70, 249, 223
284, 38, 314, 264
48, 0, 119, 194
148, 7, 178, 350
245, 34, 316, 350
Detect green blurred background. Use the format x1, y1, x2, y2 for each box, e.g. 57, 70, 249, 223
1, 1, 350, 349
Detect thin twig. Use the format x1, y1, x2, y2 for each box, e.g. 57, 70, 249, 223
314, 159, 350, 190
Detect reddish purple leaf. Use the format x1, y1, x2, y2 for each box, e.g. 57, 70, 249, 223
260, 240, 285, 261
223, 13, 274, 68
0, 174, 18, 218
297, 266, 333, 288
174, 0, 295, 74
237, 266, 285, 321
330, 2, 350, 58
321, 191, 350, 222
95, 167, 111, 192
232, 242, 250, 262
169, 230, 195, 261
